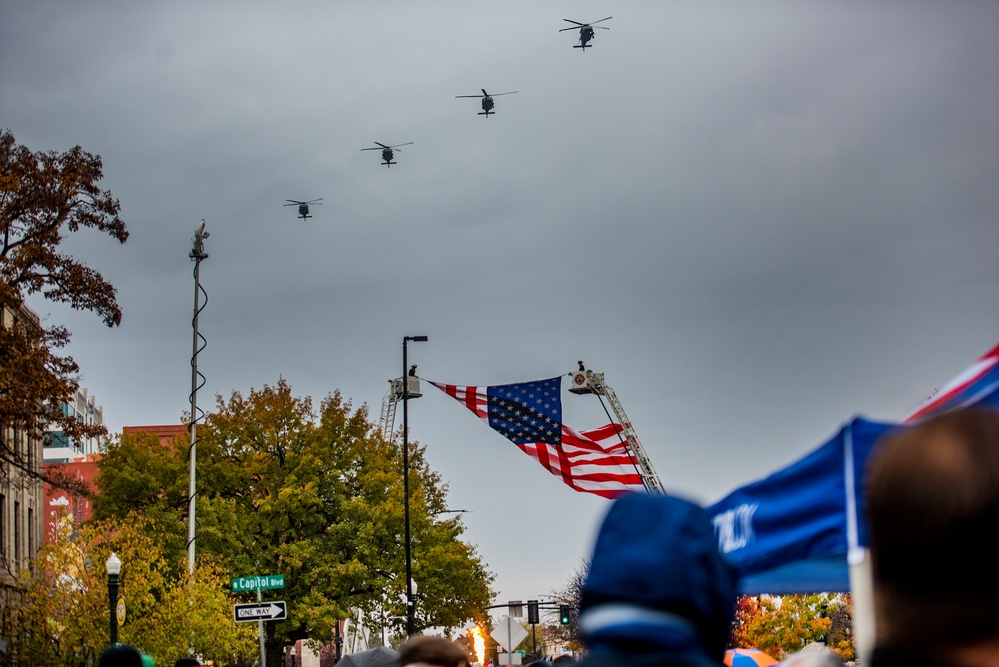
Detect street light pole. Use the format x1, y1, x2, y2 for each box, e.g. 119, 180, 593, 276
402, 334, 427, 636
106, 552, 122, 647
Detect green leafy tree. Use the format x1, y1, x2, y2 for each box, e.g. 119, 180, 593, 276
94, 379, 494, 665
1, 510, 255, 666
91, 429, 190, 560
0, 129, 127, 481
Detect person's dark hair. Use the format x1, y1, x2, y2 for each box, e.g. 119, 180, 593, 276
867, 408, 999, 647
175, 659, 201, 667
98, 645, 144, 667
398, 636, 467, 667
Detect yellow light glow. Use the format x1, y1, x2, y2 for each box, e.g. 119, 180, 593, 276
470, 627, 485, 664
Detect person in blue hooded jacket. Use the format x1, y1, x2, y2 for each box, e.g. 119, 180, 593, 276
575, 494, 738, 667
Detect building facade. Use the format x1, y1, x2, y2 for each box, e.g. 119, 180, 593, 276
43, 387, 105, 462
0, 302, 44, 591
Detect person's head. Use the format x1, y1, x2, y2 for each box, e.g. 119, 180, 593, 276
780, 646, 844, 667
867, 408, 999, 650
578, 494, 737, 660
98, 645, 144, 667
398, 636, 468, 667
174, 659, 201, 667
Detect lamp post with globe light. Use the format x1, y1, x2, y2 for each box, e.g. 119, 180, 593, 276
106, 552, 122, 647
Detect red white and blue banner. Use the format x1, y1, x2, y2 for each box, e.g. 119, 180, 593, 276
429, 377, 645, 498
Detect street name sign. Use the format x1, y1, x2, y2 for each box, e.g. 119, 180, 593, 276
234, 601, 287, 623
232, 574, 285, 592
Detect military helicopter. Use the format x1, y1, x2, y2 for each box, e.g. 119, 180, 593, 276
284, 198, 323, 220
560, 17, 612, 50
455, 89, 519, 117
362, 141, 413, 167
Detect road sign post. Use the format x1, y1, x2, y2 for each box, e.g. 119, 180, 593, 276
232, 573, 285, 667
234, 601, 287, 623
490, 616, 528, 666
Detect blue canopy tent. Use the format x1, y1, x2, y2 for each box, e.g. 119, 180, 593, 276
707, 342, 999, 593
706, 417, 896, 595
703, 341, 999, 662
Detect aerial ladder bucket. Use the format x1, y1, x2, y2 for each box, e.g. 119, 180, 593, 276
379, 375, 422, 440
569, 363, 665, 494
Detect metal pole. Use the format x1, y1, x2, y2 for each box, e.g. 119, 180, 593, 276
258, 588, 267, 667
108, 572, 119, 647
188, 220, 209, 575
402, 335, 427, 636
402, 337, 413, 636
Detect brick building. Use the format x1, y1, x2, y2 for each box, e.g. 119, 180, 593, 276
41, 424, 188, 543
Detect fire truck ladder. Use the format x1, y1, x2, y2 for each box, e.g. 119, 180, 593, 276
569, 364, 665, 494
379, 374, 423, 440
379, 379, 403, 440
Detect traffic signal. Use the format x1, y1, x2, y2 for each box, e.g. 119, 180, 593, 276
527, 600, 539, 625
559, 605, 572, 625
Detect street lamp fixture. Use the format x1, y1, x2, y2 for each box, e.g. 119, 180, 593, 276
106, 552, 122, 647
402, 334, 428, 636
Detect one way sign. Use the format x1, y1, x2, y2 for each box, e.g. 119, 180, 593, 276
234, 601, 287, 623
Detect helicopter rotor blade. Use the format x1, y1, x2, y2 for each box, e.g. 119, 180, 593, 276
491, 91, 518, 96
559, 26, 581, 32
594, 25, 611, 30
389, 142, 414, 149
284, 200, 302, 205
590, 16, 613, 24
562, 19, 585, 26
482, 89, 489, 97
374, 142, 390, 149
456, 94, 485, 98
305, 198, 324, 204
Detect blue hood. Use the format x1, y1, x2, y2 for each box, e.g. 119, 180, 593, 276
581, 494, 737, 661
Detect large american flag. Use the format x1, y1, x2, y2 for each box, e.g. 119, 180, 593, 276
429, 377, 645, 498
905, 342, 999, 421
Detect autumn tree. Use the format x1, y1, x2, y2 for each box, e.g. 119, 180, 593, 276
93, 379, 495, 665
1, 509, 256, 667
547, 560, 589, 654
0, 129, 127, 480
729, 595, 763, 650
728, 593, 852, 660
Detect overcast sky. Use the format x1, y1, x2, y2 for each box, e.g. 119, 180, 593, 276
2, 0, 998, 619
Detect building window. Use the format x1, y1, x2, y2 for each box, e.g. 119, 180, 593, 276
28, 507, 34, 560
14, 500, 21, 563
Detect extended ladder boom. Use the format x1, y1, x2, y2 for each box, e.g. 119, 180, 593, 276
379, 379, 402, 439
379, 375, 423, 440
569, 366, 665, 494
